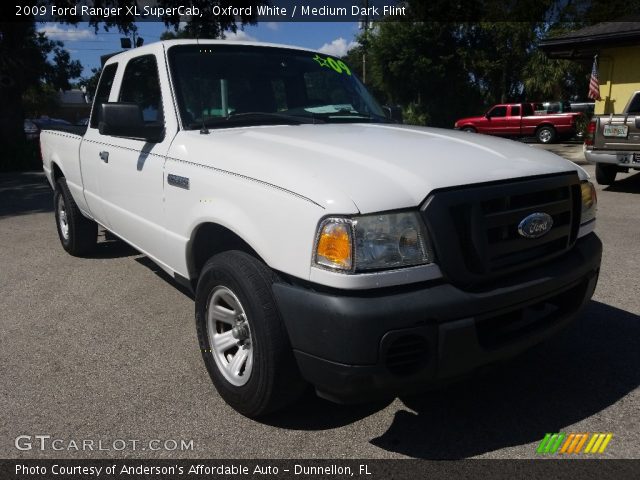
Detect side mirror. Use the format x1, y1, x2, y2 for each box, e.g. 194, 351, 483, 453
98, 102, 164, 142
383, 105, 403, 124
484, 113, 491, 119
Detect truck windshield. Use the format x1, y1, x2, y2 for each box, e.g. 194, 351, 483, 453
167, 44, 387, 129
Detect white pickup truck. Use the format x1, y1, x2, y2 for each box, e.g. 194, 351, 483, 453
41, 40, 602, 417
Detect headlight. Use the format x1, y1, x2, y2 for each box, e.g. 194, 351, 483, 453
313, 212, 433, 272
580, 181, 597, 224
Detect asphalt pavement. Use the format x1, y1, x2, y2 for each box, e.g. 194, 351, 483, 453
1, 144, 638, 459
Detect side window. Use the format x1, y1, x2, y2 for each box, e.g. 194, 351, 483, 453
627, 93, 640, 114
510, 105, 521, 116
119, 55, 164, 123
489, 106, 507, 117
90, 64, 118, 128
522, 103, 534, 116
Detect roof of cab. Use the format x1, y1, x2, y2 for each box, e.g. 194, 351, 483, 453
102, 39, 319, 66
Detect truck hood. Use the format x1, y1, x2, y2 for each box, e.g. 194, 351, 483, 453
171, 123, 585, 214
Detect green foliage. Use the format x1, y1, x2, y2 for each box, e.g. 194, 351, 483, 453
362, 21, 484, 127
0, 0, 267, 171
22, 83, 60, 117
357, 19, 592, 127
78, 67, 102, 100
2, 140, 40, 172
402, 103, 430, 126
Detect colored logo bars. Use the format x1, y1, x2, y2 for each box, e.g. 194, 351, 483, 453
537, 433, 613, 455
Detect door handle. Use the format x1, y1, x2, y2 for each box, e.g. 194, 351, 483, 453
99, 151, 109, 163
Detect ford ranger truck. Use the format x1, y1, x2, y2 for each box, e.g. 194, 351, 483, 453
454, 103, 584, 143
40, 41, 602, 418
584, 90, 640, 185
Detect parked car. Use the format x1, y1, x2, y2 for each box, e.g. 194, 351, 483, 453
24, 119, 39, 140
455, 103, 585, 143
40, 40, 601, 417
32, 116, 71, 129
584, 90, 640, 184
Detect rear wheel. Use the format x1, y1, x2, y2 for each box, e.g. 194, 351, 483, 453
54, 178, 97, 256
195, 250, 305, 417
595, 163, 618, 185
536, 126, 556, 144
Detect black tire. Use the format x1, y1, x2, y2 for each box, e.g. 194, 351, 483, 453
54, 178, 98, 256
195, 250, 305, 417
536, 125, 556, 144
595, 163, 617, 185
461, 126, 476, 133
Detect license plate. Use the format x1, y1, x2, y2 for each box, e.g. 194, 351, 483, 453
603, 124, 628, 137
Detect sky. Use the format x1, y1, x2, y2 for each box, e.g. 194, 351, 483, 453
37, 21, 362, 75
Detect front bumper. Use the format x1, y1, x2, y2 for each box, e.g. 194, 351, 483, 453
273, 233, 602, 402
584, 147, 640, 168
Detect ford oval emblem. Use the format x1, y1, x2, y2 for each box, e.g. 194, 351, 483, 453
518, 212, 553, 239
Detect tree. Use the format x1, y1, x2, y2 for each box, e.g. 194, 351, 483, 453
0, 18, 83, 170
362, 22, 484, 127
78, 67, 102, 101
22, 84, 60, 118
0, 0, 267, 170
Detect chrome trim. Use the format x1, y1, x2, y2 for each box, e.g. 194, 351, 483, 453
309, 263, 443, 290
578, 219, 596, 238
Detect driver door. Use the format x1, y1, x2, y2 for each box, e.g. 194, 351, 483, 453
485, 105, 508, 135
92, 52, 175, 262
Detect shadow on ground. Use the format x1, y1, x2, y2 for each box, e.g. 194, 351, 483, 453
370, 301, 639, 458
262, 301, 638, 459
135, 256, 194, 300
261, 389, 393, 430
0, 172, 52, 218
84, 230, 140, 259
604, 171, 640, 194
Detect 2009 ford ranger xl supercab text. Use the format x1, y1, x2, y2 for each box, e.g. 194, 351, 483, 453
40, 40, 601, 417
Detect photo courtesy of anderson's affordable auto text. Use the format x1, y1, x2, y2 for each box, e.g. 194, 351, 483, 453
1, 0, 639, 479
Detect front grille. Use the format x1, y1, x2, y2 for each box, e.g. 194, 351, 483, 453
476, 278, 589, 349
422, 173, 581, 287
385, 335, 429, 376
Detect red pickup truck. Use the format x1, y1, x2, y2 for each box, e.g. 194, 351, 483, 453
454, 103, 584, 143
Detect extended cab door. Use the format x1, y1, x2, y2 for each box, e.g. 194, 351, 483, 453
85, 51, 177, 263
504, 104, 522, 135
79, 63, 119, 227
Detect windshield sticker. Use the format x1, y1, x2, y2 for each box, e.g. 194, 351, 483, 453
312, 54, 352, 76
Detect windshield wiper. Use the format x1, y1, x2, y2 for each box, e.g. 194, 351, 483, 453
311, 110, 387, 123
188, 112, 323, 130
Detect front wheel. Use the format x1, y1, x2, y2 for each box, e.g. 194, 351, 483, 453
595, 163, 617, 185
536, 126, 556, 144
461, 126, 476, 133
54, 178, 98, 256
195, 251, 305, 417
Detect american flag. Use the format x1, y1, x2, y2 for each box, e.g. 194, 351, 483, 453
588, 55, 601, 101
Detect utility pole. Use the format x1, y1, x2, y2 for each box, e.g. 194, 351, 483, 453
359, 0, 370, 84
120, 27, 144, 49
